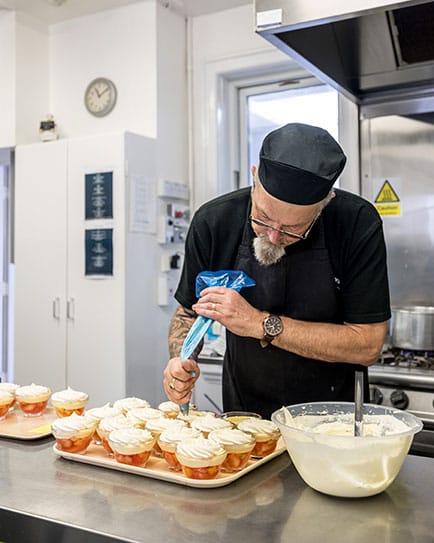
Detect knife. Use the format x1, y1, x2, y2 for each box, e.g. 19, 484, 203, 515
179, 315, 214, 415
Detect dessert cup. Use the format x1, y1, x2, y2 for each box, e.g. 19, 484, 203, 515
85, 404, 123, 444
175, 437, 227, 480
208, 428, 255, 472
126, 407, 163, 428
237, 418, 280, 458
0, 383, 19, 412
221, 411, 261, 426
190, 414, 233, 437
146, 418, 187, 456
15, 383, 51, 416
52, 413, 97, 454
158, 426, 202, 471
0, 390, 15, 420
158, 401, 180, 419
108, 427, 155, 467
51, 386, 89, 417
97, 414, 138, 454
113, 397, 150, 414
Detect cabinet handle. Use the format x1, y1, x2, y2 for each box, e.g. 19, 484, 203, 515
52, 297, 61, 319
67, 297, 75, 320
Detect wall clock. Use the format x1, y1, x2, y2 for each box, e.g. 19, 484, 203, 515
84, 77, 117, 117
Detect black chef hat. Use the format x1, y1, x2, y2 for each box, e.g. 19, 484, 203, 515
258, 123, 347, 205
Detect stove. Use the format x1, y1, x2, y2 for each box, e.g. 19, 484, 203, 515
369, 349, 434, 457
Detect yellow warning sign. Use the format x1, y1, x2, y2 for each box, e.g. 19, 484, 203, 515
375, 180, 399, 203
374, 180, 401, 216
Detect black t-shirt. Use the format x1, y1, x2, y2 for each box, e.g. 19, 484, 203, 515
175, 187, 391, 325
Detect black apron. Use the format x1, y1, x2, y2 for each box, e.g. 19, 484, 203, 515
223, 216, 368, 419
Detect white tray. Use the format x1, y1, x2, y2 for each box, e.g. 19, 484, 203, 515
53, 438, 287, 488
0, 407, 56, 440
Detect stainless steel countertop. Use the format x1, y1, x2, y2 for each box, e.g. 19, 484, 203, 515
0, 436, 433, 542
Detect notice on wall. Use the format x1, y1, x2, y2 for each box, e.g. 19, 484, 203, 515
85, 228, 113, 276
85, 171, 113, 220
129, 173, 156, 233
373, 178, 401, 217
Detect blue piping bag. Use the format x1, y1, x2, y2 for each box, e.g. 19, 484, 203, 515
179, 270, 255, 415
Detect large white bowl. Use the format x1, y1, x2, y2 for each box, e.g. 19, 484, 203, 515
272, 402, 423, 498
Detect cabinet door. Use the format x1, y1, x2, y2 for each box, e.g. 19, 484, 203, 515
14, 141, 68, 389
66, 134, 126, 406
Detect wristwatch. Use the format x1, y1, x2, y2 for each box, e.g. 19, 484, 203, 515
260, 314, 283, 348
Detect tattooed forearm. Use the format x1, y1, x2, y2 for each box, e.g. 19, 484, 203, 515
168, 305, 197, 358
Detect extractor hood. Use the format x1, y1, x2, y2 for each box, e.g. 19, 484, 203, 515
255, 0, 434, 104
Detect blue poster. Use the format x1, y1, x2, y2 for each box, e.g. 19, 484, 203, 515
85, 228, 113, 276
85, 171, 113, 219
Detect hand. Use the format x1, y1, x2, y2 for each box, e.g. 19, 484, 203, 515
192, 286, 264, 339
163, 357, 200, 405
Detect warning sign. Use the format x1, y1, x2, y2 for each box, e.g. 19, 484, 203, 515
374, 179, 401, 216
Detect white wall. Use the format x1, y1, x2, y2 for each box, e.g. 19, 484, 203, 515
0, 12, 17, 147
49, 2, 158, 139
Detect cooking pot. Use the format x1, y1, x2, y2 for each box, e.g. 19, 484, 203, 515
391, 305, 434, 351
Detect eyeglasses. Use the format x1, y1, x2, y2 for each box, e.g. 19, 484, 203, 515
249, 213, 320, 240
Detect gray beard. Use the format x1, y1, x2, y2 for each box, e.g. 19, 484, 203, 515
253, 235, 286, 266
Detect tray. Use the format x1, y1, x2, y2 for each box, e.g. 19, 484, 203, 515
53, 438, 287, 488
0, 407, 56, 440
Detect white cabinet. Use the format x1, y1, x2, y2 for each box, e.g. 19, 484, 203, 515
14, 132, 170, 407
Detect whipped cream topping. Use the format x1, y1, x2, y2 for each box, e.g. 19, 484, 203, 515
208, 428, 255, 448
108, 428, 155, 454
126, 407, 163, 424
191, 415, 232, 434
86, 404, 122, 422
158, 401, 180, 414
175, 437, 226, 468
159, 426, 202, 445
0, 390, 14, 404
238, 418, 280, 440
0, 382, 19, 395
146, 417, 186, 434
113, 397, 151, 412
52, 413, 96, 437
98, 414, 136, 436
51, 387, 88, 403
15, 383, 51, 400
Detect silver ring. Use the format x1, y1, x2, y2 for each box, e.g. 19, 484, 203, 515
169, 377, 176, 390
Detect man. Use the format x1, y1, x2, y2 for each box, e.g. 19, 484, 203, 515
163, 123, 390, 419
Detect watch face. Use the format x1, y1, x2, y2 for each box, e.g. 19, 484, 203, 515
264, 315, 283, 337
84, 77, 117, 117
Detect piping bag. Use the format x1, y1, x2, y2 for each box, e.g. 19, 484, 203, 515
179, 270, 256, 415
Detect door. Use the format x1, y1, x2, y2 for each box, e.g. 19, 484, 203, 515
14, 141, 68, 389
66, 134, 126, 405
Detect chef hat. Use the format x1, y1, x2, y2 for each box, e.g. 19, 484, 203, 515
258, 123, 347, 205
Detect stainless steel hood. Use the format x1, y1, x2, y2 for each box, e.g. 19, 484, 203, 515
255, 0, 434, 104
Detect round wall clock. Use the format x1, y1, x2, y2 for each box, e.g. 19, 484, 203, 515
84, 77, 117, 117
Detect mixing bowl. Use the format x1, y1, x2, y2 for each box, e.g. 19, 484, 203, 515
271, 402, 423, 498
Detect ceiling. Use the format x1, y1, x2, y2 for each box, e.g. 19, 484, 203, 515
0, 0, 250, 23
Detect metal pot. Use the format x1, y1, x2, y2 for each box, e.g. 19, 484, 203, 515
391, 306, 434, 351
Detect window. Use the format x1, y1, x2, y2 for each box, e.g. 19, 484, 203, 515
239, 78, 339, 187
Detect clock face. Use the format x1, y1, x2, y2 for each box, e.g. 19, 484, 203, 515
264, 315, 283, 336
84, 77, 117, 117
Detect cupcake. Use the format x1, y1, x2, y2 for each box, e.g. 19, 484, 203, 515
0, 382, 19, 411
175, 437, 227, 480
145, 418, 187, 456
113, 397, 150, 414
52, 413, 97, 454
190, 414, 233, 437
208, 428, 255, 472
158, 426, 202, 471
108, 428, 155, 467
126, 407, 163, 428
237, 418, 280, 458
15, 383, 51, 416
158, 401, 180, 419
51, 387, 89, 417
97, 414, 138, 454
0, 390, 15, 420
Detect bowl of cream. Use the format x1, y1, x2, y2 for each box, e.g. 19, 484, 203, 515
272, 402, 423, 498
